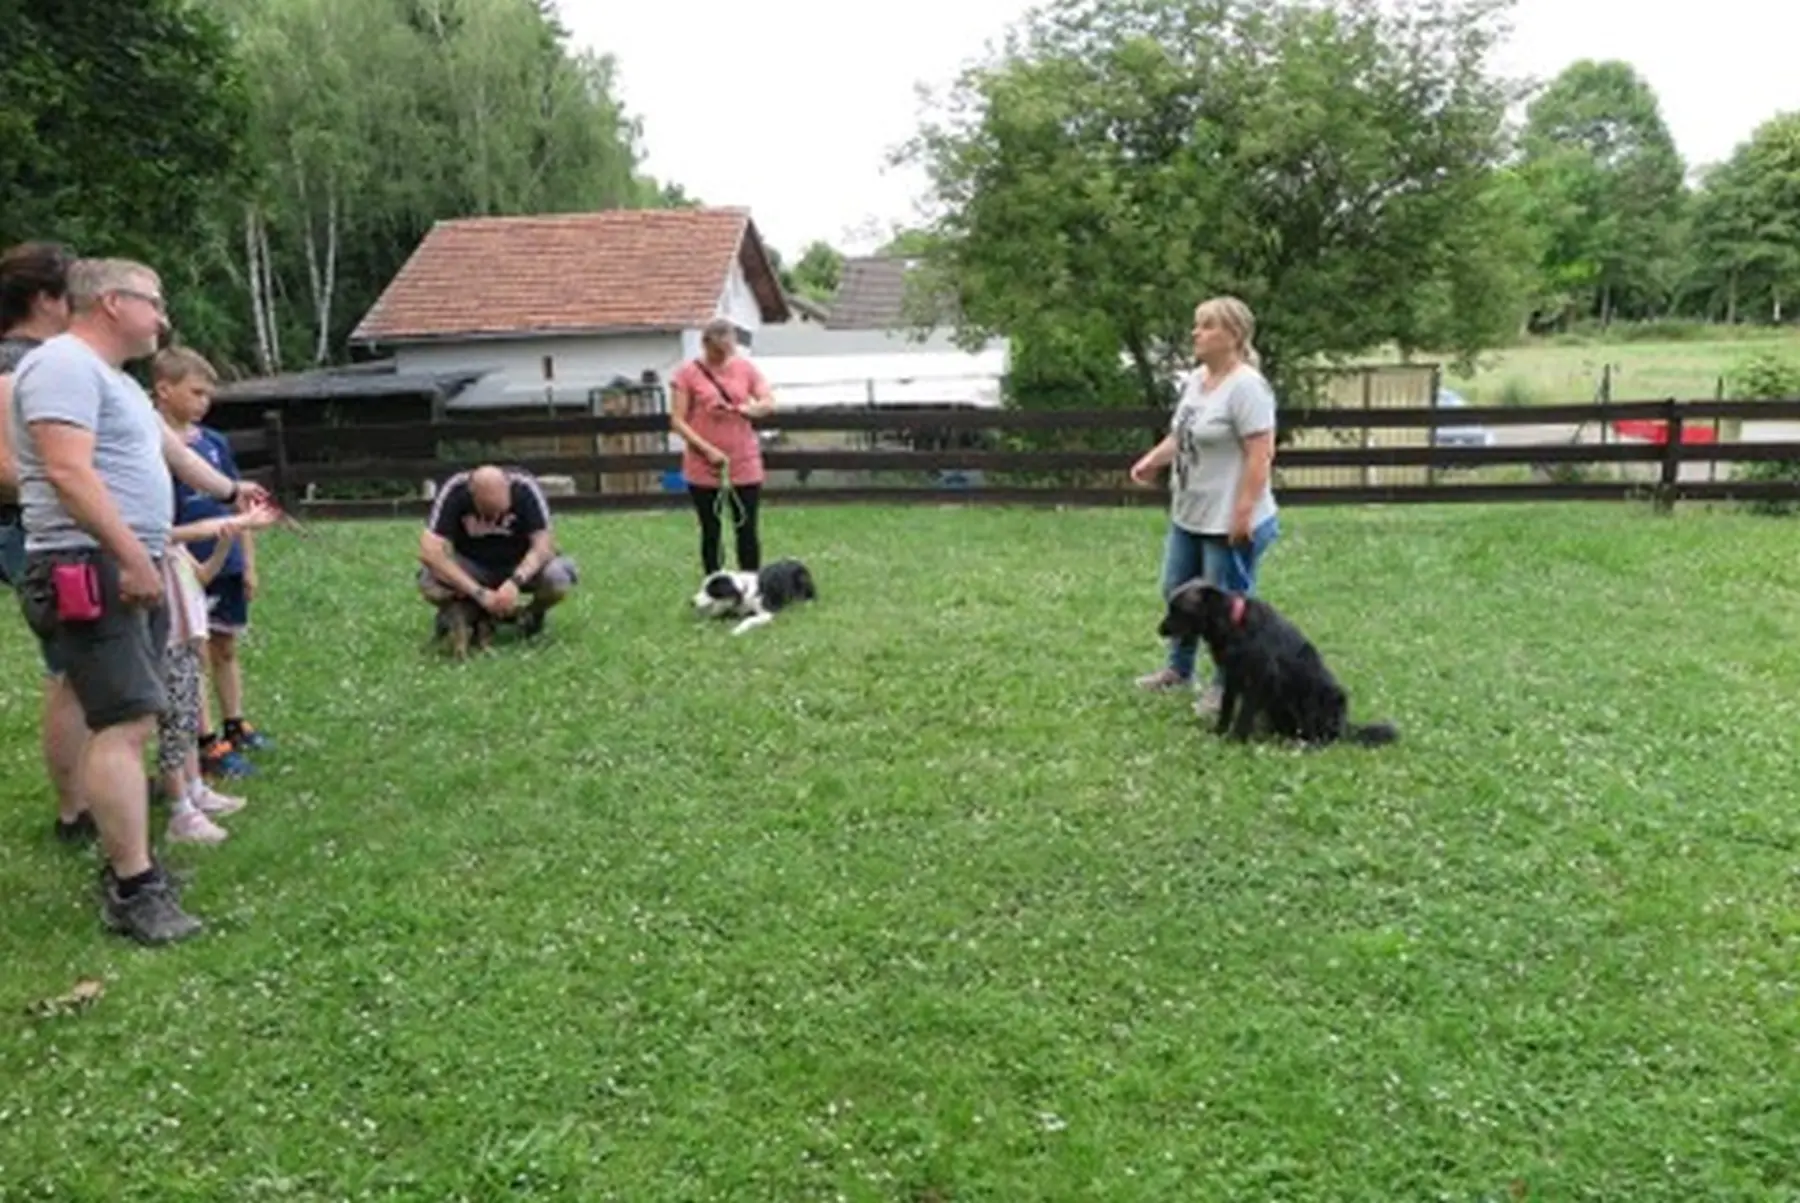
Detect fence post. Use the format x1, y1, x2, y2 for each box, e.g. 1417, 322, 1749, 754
1656, 397, 1682, 513
1360, 369, 1373, 489
1426, 364, 1441, 490
1711, 375, 1724, 483
261, 408, 291, 508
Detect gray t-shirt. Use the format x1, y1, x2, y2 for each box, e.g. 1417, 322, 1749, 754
1169, 364, 1279, 535
10, 334, 173, 557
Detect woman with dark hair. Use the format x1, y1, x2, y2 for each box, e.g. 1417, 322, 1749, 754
0, 241, 77, 581
668, 318, 778, 575
0, 240, 88, 844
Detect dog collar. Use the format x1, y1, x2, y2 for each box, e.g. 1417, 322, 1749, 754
1229, 595, 1247, 626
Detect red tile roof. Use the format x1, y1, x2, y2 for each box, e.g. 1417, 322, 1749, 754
350, 208, 789, 345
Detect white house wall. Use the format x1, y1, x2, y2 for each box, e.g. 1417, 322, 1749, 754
717, 253, 764, 339
395, 333, 685, 410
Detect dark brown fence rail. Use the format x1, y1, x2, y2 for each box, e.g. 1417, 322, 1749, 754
225, 396, 1800, 520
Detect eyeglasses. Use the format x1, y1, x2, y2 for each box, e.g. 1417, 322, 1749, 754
112, 288, 167, 314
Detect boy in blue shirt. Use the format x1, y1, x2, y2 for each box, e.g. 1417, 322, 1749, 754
153, 348, 270, 778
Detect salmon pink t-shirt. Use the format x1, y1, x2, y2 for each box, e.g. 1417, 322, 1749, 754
672, 355, 768, 487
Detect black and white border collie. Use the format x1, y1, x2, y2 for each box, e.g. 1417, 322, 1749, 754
691, 557, 817, 635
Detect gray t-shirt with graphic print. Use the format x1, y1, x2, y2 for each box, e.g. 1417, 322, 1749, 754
1169, 364, 1279, 535
10, 333, 173, 557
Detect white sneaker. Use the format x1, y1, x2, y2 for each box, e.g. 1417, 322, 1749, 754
167, 808, 229, 845
191, 785, 246, 817
1135, 667, 1190, 692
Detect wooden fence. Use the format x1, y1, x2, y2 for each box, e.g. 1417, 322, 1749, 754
223, 397, 1800, 520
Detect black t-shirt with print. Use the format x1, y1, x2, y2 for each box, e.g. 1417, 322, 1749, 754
427, 471, 549, 577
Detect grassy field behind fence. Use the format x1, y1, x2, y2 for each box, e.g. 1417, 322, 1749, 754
2, 502, 1798, 1201
1439, 328, 1800, 405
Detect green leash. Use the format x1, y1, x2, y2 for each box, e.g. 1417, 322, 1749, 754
715, 460, 747, 531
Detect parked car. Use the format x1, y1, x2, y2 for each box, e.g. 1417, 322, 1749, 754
1432, 387, 1495, 447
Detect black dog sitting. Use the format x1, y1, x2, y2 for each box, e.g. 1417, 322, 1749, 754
1158, 580, 1398, 748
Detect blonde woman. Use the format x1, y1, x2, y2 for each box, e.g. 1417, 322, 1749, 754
1130, 296, 1280, 713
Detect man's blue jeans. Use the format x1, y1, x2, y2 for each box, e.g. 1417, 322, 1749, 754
1159, 515, 1279, 681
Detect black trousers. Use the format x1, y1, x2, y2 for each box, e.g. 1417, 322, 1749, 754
688, 484, 761, 575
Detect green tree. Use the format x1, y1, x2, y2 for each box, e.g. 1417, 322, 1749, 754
216, 0, 666, 371
879, 228, 937, 258
903, 0, 1527, 410
1518, 59, 1687, 327
789, 241, 844, 301
0, 0, 250, 353
1685, 113, 1800, 324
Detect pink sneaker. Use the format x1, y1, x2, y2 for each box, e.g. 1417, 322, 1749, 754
167, 808, 229, 845
192, 786, 246, 817
1134, 667, 1190, 692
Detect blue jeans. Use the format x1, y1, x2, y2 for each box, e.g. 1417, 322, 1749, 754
1159, 515, 1280, 681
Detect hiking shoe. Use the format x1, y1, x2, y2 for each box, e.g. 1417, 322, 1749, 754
167, 809, 230, 845
201, 740, 256, 780
1135, 667, 1190, 692
100, 868, 203, 945
519, 607, 547, 639
54, 812, 98, 846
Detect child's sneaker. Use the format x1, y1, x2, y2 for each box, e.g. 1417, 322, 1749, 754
167, 808, 229, 845
225, 720, 274, 753
201, 739, 256, 779
192, 784, 246, 817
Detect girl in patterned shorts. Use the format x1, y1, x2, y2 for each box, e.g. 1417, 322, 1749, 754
162, 508, 276, 844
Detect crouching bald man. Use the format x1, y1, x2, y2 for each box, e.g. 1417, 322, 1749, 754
417, 465, 576, 655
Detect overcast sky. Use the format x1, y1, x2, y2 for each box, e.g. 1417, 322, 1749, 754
561, 0, 1800, 259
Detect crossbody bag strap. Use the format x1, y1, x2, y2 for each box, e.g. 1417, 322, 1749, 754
692, 359, 742, 410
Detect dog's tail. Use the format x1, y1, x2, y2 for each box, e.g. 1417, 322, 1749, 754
1348, 721, 1399, 747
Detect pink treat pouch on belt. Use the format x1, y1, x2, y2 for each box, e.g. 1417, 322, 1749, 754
51, 561, 103, 622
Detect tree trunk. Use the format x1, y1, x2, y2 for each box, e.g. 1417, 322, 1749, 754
314, 190, 339, 365
1725, 271, 1738, 325
244, 206, 277, 376
259, 217, 281, 370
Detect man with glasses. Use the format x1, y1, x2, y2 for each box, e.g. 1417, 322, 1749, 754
11, 258, 271, 945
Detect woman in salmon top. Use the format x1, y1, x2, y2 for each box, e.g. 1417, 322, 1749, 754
669, 318, 777, 575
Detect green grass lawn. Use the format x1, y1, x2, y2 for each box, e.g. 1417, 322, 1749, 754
3, 502, 1799, 1200
1442, 328, 1800, 406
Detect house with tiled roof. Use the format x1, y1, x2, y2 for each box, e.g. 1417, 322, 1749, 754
349, 206, 790, 410
744, 253, 1010, 411
822, 255, 958, 331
